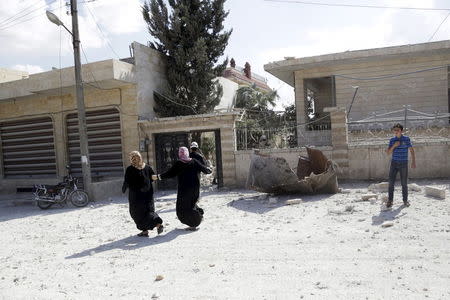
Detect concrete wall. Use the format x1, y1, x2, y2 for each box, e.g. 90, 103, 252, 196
348, 141, 450, 180
294, 52, 450, 124
132, 42, 168, 120
215, 77, 238, 112
138, 112, 239, 187
0, 68, 28, 83
234, 147, 333, 187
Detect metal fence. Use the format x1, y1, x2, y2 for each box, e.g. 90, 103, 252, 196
348, 106, 450, 144
235, 114, 333, 150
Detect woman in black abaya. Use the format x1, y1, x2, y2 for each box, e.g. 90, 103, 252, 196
122, 151, 163, 237
153, 147, 211, 230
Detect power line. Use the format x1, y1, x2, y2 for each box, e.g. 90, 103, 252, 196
334, 65, 448, 81
0, 0, 95, 31
84, 2, 121, 59
428, 12, 450, 42
0, 0, 44, 26
263, 0, 450, 12
0, 0, 57, 29
0, 4, 60, 31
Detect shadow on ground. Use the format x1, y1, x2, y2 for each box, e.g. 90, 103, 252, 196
66, 228, 193, 259
371, 205, 407, 225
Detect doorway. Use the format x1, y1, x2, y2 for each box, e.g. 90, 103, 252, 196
154, 129, 223, 190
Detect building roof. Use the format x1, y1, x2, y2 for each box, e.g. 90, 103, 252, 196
0, 59, 135, 101
223, 66, 271, 92
264, 40, 450, 87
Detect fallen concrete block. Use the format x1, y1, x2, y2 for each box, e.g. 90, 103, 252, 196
285, 199, 302, 205
381, 221, 394, 228
424, 186, 446, 199
361, 194, 378, 201
408, 183, 422, 192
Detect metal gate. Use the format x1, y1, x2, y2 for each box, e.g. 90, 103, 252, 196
154, 132, 189, 190
0, 117, 57, 178
66, 108, 123, 180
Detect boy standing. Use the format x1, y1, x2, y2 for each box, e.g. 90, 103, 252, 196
386, 123, 416, 209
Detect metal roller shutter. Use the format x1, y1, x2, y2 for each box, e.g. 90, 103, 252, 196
66, 108, 124, 180
0, 117, 57, 178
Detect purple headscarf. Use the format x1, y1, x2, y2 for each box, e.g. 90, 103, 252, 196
178, 147, 192, 163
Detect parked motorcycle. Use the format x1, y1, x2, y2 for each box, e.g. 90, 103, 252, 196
33, 166, 89, 209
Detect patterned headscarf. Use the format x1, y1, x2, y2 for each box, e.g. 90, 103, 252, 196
178, 147, 192, 163
129, 151, 145, 169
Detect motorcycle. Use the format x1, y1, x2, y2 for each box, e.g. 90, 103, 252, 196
33, 166, 89, 209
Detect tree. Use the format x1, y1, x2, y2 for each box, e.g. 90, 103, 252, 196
143, 0, 232, 117
235, 84, 278, 113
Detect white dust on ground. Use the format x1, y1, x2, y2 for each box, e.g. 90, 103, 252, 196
0, 180, 449, 299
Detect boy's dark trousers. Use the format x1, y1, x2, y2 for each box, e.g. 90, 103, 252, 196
388, 160, 408, 205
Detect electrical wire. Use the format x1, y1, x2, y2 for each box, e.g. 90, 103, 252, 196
428, 12, 450, 42
263, 0, 450, 12
84, 2, 121, 59
0, 0, 52, 26
0, 0, 57, 29
334, 65, 447, 81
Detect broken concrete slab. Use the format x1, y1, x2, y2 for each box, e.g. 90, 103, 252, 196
381, 221, 394, 228
424, 186, 446, 199
408, 183, 422, 192
361, 194, 378, 201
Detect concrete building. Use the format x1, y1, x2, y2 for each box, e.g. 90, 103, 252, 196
0, 42, 240, 195
0, 42, 167, 195
0, 67, 28, 83
223, 59, 271, 92
264, 40, 450, 127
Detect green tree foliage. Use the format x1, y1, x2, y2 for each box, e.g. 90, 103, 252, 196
143, 0, 232, 117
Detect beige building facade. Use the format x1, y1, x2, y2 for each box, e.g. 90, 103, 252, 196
0, 42, 166, 194
265, 40, 450, 127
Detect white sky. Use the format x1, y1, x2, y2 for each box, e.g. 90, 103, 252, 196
1, 0, 450, 110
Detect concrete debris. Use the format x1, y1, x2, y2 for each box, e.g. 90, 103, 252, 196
424, 186, 446, 199
268, 197, 278, 204
361, 194, 378, 201
344, 205, 355, 212
155, 275, 164, 281
368, 182, 389, 192
381, 221, 394, 228
246, 148, 339, 195
408, 183, 422, 192
339, 188, 351, 194
285, 199, 302, 205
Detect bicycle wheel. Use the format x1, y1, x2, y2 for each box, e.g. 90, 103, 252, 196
70, 190, 89, 207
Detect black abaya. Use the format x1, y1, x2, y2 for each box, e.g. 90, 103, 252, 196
122, 165, 162, 231
160, 159, 211, 227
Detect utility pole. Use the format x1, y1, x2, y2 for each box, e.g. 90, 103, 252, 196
71, 0, 92, 196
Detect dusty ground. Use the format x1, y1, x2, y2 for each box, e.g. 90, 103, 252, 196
0, 180, 449, 300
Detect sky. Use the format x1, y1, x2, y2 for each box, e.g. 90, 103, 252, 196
1, 0, 450, 110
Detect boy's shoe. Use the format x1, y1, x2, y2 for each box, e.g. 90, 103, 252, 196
157, 225, 164, 235
386, 201, 393, 209
403, 201, 410, 207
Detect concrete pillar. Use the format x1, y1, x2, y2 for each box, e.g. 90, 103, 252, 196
52, 112, 67, 179
324, 106, 349, 178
